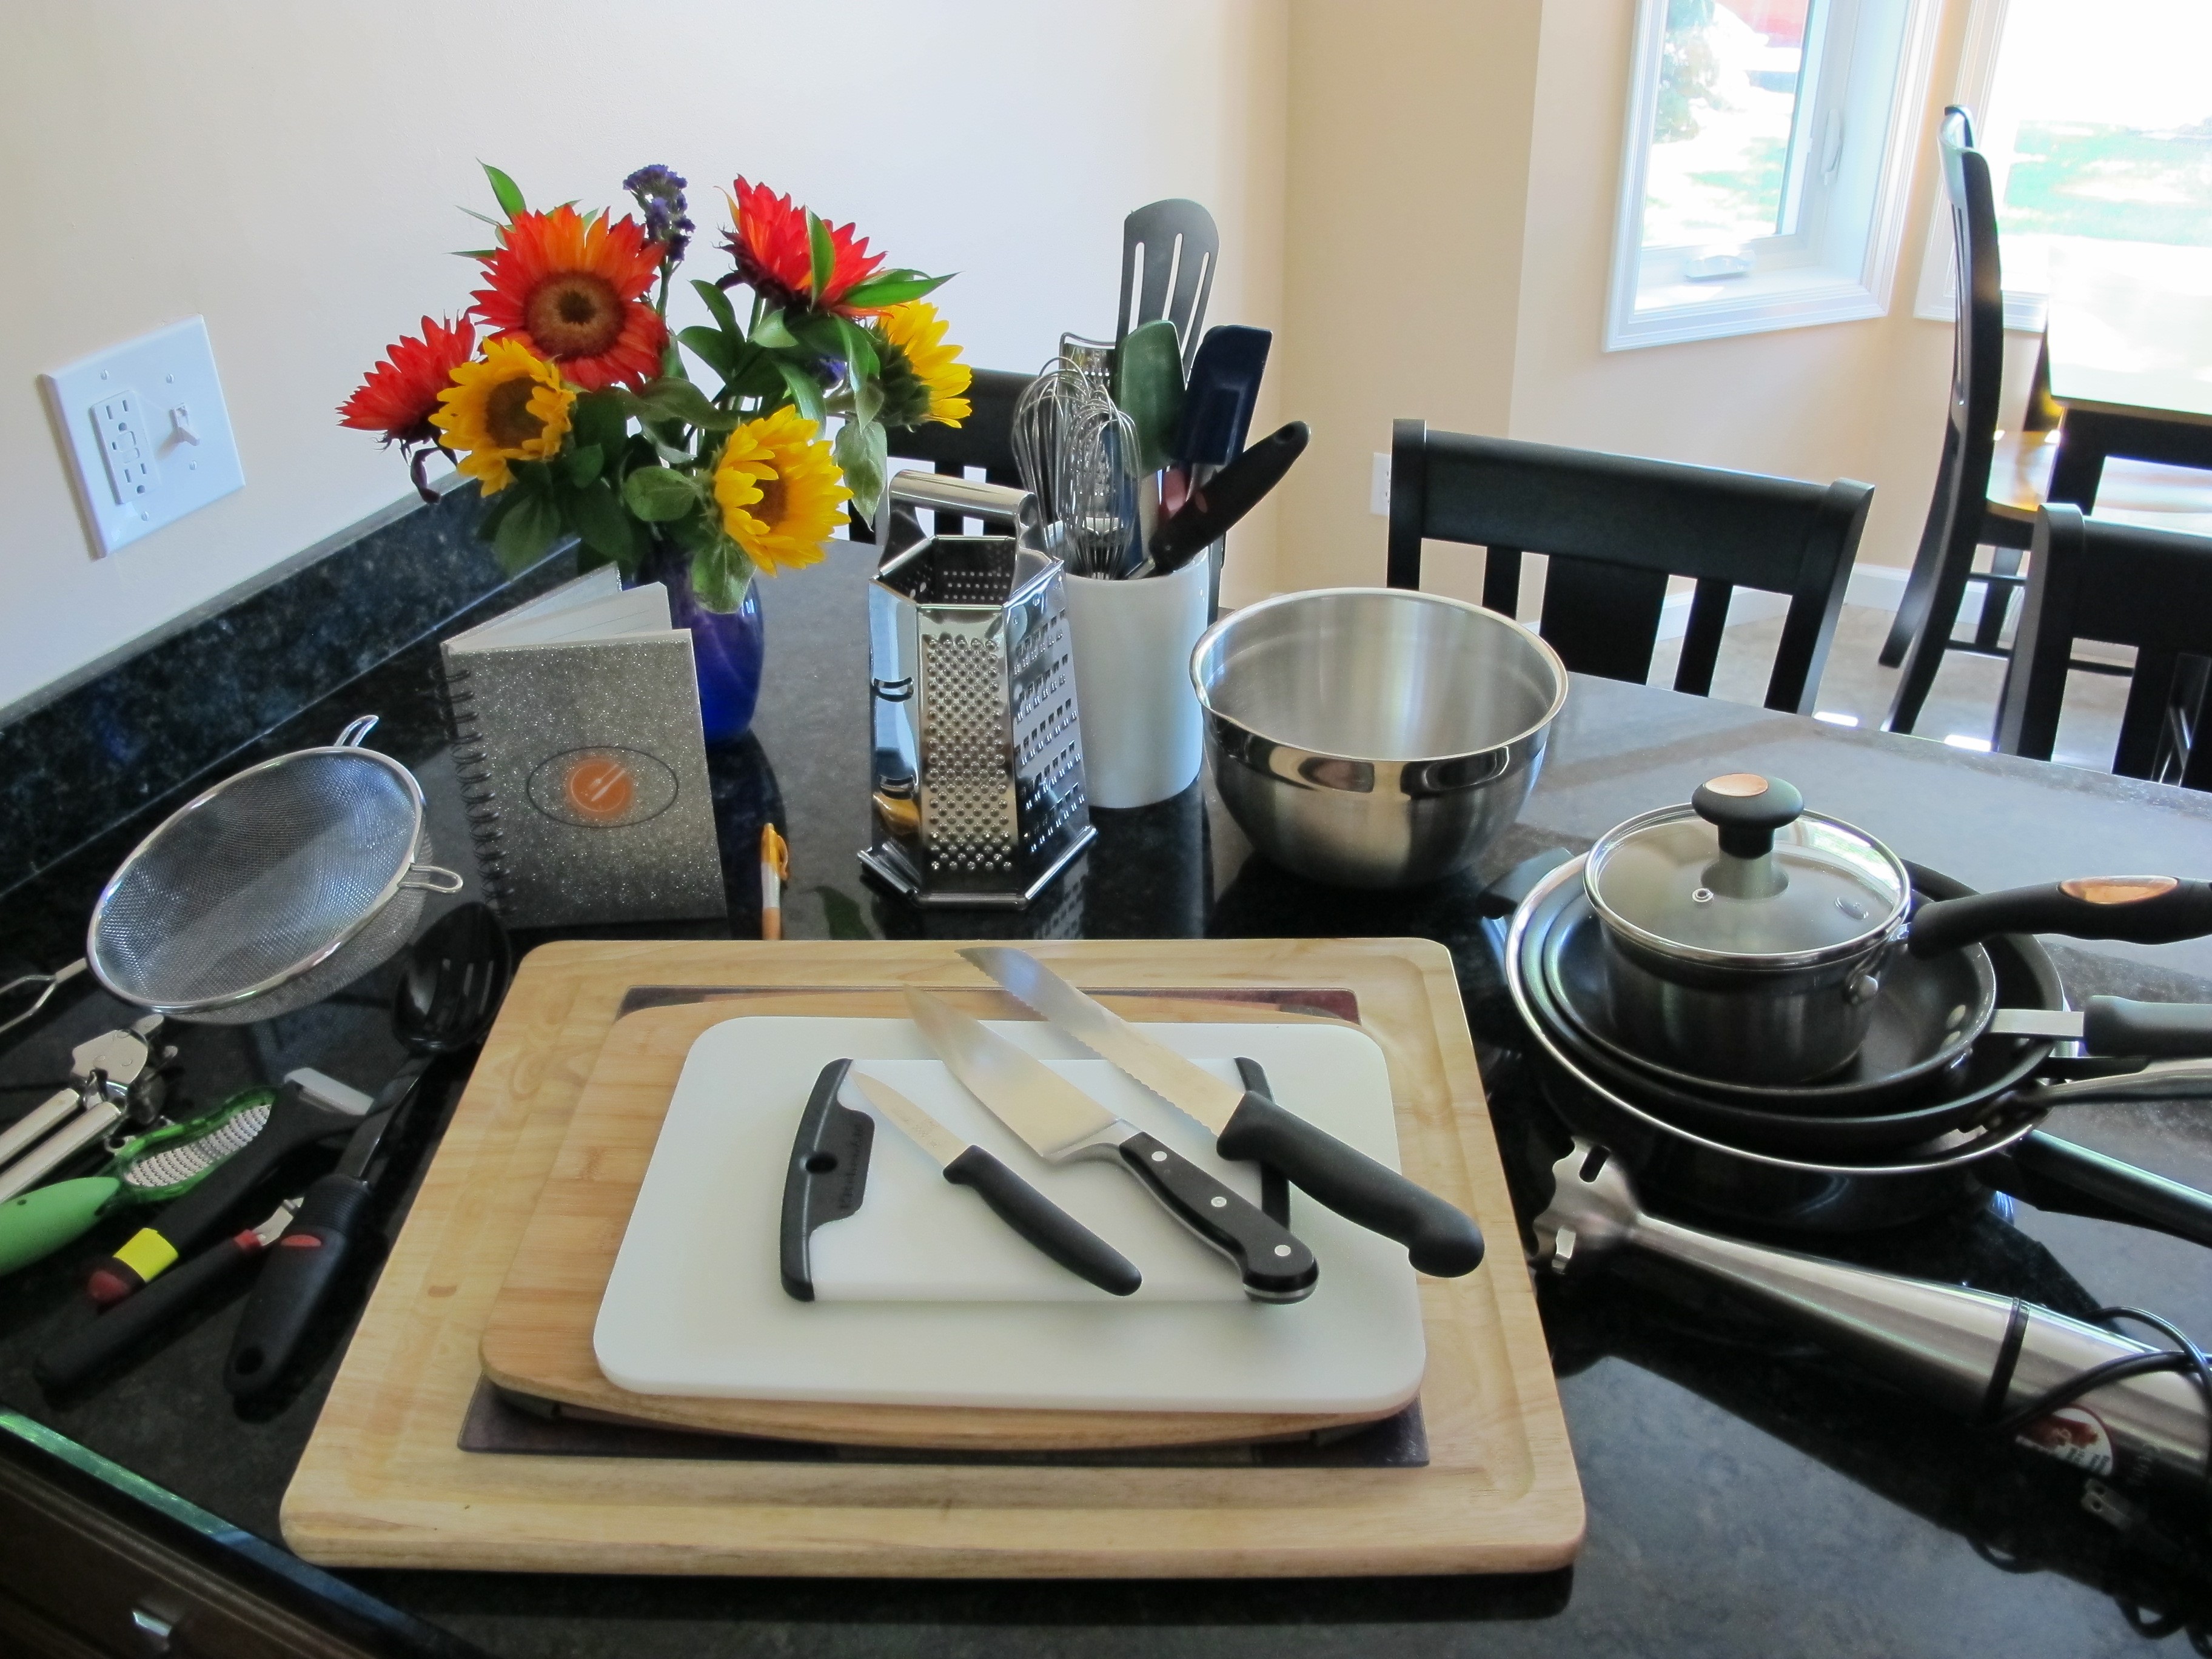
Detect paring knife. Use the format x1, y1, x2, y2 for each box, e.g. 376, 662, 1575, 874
903, 992, 1318, 1303
959, 947, 1486, 1277
845, 1072, 1141, 1296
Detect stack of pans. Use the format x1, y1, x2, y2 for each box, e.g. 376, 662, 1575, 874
1491, 775, 2212, 1239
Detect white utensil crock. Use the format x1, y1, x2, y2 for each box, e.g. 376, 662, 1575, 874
1061, 554, 1210, 809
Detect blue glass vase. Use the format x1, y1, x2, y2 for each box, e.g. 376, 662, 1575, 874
632, 540, 765, 742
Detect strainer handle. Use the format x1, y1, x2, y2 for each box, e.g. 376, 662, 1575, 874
335, 715, 380, 748
0, 959, 87, 1039
400, 865, 466, 895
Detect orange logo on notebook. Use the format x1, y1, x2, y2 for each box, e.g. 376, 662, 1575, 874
563, 752, 637, 823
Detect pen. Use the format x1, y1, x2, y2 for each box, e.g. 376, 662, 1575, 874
760, 823, 789, 940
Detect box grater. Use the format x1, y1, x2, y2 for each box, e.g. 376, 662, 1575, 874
859, 472, 1095, 908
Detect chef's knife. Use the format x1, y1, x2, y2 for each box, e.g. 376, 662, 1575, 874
959, 947, 1486, 1277
903, 992, 1317, 1303
846, 1072, 1141, 1296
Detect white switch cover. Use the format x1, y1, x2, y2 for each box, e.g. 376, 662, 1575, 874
1369, 452, 1391, 516
41, 317, 244, 557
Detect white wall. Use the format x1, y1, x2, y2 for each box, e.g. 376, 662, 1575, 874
1, 0, 1286, 713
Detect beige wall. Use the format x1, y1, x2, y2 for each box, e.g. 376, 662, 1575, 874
1270, 0, 2016, 603
1273, 0, 1544, 597
1, 0, 1287, 712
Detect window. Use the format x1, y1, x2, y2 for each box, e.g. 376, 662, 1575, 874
1914, 0, 2212, 332
1607, 0, 1941, 350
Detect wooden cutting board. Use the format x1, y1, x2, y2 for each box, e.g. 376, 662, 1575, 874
281, 939, 1584, 1577
480, 992, 1419, 1446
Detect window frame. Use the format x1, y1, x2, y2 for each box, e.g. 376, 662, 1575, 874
1605, 0, 1942, 352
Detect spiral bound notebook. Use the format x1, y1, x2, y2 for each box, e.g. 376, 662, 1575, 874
441, 569, 727, 930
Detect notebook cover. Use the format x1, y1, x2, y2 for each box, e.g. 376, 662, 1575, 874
444, 632, 727, 928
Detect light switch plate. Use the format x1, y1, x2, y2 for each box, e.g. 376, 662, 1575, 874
41, 317, 244, 557
1369, 452, 1391, 516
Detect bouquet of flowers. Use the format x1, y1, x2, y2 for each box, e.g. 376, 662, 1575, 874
340, 164, 970, 610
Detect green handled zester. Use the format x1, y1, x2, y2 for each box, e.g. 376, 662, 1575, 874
0, 1090, 275, 1278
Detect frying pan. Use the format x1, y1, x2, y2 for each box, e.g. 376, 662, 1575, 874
1500, 859, 2212, 1242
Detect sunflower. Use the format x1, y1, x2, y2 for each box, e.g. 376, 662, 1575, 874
722, 178, 886, 315
430, 338, 575, 495
339, 316, 476, 445
873, 301, 971, 429
712, 406, 852, 574
471, 206, 666, 390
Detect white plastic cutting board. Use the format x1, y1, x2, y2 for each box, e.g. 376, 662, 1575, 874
594, 1016, 1429, 1413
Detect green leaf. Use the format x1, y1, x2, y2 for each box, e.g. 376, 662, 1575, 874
563, 444, 605, 486
474, 485, 525, 540
689, 534, 756, 614
851, 374, 885, 426
623, 466, 700, 522
692, 279, 740, 336
569, 478, 642, 569
809, 884, 877, 940
457, 207, 505, 230
452, 249, 501, 260
491, 491, 561, 573
642, 377, 739, 431
833, 417, 888, 530
788, 310, 846, 358
750, 309, 796, 349
839, 270, 953, 310
774, 360, 826, 424
480, 162, 527, 220
806, 209, 836, 303
834, 317, 879, 380
677, 325, 741, 381
571, 392, 631, 459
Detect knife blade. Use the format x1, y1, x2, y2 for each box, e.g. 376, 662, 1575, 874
959, 947, 1486, 1277
846, 1071, 1141, 1296
902, 992, 1317, 1303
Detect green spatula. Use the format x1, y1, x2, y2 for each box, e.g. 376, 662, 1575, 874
1111, 318, 1185, 475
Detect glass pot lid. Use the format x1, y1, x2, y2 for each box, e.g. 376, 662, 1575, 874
1585, 774, 1911, 964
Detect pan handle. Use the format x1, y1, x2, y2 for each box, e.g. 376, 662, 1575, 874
1997, 1131, 2212, 1252
1908, 877, 2212, 958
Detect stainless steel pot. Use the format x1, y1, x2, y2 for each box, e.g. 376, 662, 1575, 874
1189, 588, 1567, 888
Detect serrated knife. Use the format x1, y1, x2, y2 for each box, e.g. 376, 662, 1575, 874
903, 991, 1318, 1303
845, 1071, 1141, 1296
960, 947, 1485, 1277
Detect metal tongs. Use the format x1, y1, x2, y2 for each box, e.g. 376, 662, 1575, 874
0, 1017, 174, 1204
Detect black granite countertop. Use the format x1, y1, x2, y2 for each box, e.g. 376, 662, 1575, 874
6, 539, 2212, 1657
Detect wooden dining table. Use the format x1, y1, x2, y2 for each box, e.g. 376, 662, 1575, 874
2041, 240, 2212, 509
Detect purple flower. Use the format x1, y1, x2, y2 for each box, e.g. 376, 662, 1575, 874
624, 165, 694, 262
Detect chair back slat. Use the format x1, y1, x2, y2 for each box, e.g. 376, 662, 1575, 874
854, 367, 1031, 545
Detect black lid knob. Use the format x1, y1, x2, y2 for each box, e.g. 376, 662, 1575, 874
1691, 774, 1803, 860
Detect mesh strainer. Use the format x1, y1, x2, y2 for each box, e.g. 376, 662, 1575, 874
81, 716, 463, 1025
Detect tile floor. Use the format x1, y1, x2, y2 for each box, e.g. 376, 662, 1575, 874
1645, 601, 2138, 776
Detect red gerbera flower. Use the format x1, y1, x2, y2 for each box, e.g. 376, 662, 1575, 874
471, 206, 666, 391
339, 316, 475, 446
723, 178, 888, 316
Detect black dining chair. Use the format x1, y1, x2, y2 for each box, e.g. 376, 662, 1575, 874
1386, 421, 1872, 715
1996, 504, 2211, 788
850, 367, 1030, 544
1878, 109, 2037, 733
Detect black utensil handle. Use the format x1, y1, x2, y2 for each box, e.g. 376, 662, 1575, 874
943, 1147, 1141, 1296
1474, 848, 1575, 920
1114, 1133, 1318, 1303
36, 1230, 261, 1391
2008, 1131, 2212, 1251
1909, 878, 2212, 958
1149, 422, 1309, 573
777, 1060, 873, 1302
221, 1174, 370, 1398
1215, 1078, 1485, 1278
2080, 996, 2212, 1059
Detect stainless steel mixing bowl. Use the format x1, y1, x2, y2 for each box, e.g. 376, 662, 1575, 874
1190, 588, 1567, 888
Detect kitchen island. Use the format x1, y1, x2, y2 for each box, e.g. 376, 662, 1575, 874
4, 537, 2211, 1657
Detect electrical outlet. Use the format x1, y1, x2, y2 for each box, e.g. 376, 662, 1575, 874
42, 317, 244, 557
1370, 452, 1391, 516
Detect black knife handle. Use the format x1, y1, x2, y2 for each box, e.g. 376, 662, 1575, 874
1114, 1133, 1318, 1302
37, 1228, 263, 1392
221, 1173, 371, 1398
943, 1147, 1142, 1296
1216, 1067, 1485, 1278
